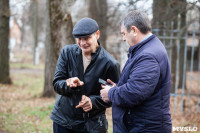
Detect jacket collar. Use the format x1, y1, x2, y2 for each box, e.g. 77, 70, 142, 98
128, 34, 155, 58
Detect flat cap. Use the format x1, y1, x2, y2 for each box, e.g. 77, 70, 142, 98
72, 17, 99, 38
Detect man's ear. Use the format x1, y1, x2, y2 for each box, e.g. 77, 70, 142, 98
96, 30, 100, 39
131, 26, 138, 36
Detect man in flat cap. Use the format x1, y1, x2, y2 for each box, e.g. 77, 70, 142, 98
50, 17, 120, 133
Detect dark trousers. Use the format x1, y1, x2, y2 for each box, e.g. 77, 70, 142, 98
53, 114, 108, 133
53, 122, 86, 133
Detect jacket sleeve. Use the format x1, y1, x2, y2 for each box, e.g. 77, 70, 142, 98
106, 61, 121, 83
53, 47, 76, 96
90, 62, 121, 109
108, 54, 160, 107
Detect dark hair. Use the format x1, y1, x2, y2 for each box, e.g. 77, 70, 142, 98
120, 10, 152, 34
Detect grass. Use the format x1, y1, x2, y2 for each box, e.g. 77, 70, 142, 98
0, 62, 114, 133
0, 62, 54, 133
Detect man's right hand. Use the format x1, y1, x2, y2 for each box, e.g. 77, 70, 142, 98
66, 77, 84, 88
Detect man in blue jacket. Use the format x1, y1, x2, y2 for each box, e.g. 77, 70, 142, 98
50, 17, 120, 133
101, 10, 172, 133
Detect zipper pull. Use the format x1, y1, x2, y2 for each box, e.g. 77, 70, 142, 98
98, 117, 103, 126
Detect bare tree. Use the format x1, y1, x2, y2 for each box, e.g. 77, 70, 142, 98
152, 0, 187, 92
0, 0, 12, 84
42, 0, 75, 97
88, 0, 108, 49
33, 0, 39, 65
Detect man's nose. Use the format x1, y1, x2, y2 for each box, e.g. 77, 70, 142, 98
80, 39, 86, 45
122, 36, 126, 41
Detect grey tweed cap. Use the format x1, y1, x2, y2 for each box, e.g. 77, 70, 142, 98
72, 17, 99, 38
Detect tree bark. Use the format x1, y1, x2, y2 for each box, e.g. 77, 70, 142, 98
61, 13, 75, 46
152, 0, 168, 29
0, 0, 12, 84
33, 0, 39, 65
178, 2, 187, 89
42, 0, 75, 97
89, 0, 108, 49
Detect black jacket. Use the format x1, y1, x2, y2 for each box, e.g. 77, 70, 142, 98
50, 44, 120, 129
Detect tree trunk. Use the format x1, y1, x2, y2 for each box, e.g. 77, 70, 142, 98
0, 0, 12, 84
89, 0, 108, 49
152, 0, 168, 29
42, 0, 75, 97
178, 2, 187, 89
33, 0, 39, 65
61, 13, 75, 46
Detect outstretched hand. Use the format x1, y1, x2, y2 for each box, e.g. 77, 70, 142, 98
66, 77, 84, 88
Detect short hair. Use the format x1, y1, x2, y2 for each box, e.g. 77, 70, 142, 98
120, 10, 152, 34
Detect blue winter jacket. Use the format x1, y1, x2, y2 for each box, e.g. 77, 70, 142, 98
108, 34, 172, 133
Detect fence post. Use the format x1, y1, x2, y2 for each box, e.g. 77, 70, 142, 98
169, 21, 174, 65
188, 22, 196, 114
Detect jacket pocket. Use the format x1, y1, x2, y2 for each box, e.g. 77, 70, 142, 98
123, 110, 134, 131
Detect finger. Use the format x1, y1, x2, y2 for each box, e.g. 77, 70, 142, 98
76, 99, 88, 108
73, 77, 84, 86
83, 106, 92, 112
107, 79, 116, 86
101, 84, 105, 89
77, 81, 84, 86
70, 82, 78, 88
66, 79, 70, 86
73, 77, 80, 83
75, 101, 87, 108
75, 102, 84, 108
100, 89, 103, 94
75, 104, 82, 108
81, 95, 86, 101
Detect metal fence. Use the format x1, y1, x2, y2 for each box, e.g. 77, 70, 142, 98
152, 20, 200, 115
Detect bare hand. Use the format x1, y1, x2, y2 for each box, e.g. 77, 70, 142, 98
100, 84, 112, 102
66, 77, 84, 88
75, 95, 92, 112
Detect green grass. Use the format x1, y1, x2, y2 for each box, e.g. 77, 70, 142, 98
0, 62, 54, 133
1, 62, 116, 133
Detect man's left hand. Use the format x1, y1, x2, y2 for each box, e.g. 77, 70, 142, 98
76, 95, 92, 112
100, 85, 112, 102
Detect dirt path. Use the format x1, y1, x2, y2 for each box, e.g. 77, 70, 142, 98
10, 68, 43, 74
0, 130, 6, 133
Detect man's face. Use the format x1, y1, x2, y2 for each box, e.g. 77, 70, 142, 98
76, 31, 100, 55
120, 25, 136, 47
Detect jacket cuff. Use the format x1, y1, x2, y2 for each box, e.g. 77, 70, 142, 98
108, 86, 116, 102
90, 96, 99, 110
